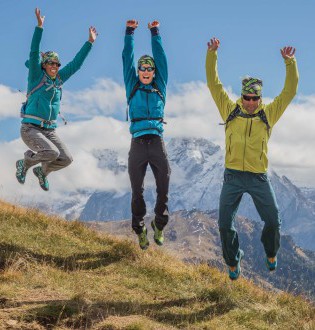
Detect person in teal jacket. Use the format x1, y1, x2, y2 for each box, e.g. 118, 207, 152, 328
16, 8, 97, 191
122, 19, 171, 250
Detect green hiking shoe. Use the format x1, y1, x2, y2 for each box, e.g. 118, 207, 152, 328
16, 159, 27, 184
265, 256, 277, 271
137, 226, 149, 250
151, 220, 164, 246
33, 166, 49, 191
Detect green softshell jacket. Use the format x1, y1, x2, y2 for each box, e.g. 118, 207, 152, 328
206, 50, 299, 173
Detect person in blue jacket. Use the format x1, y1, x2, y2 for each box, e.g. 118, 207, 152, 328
122, 19, 171, 250
15, 8, 97, 191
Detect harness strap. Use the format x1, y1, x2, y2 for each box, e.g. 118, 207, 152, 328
126, 81, 165, 121
221, 105, 271, 135
22, 114, 57, 127
131, 117, 166, 124
22, 73, 66, 126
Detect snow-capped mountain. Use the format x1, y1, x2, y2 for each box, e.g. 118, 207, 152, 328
78, 137, 315, 251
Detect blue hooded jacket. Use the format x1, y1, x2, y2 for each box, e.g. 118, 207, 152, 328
122, 27, 168, 138
22, 26, 92, 129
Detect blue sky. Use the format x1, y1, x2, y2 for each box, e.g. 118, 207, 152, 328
0, 0, 314, 199
1, 0, 314, 95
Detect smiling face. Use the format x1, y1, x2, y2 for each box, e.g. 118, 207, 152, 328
42, 61, 60, 78
138, 64, 155, 85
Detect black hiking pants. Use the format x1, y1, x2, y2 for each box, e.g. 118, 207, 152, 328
128, 135, 171, 234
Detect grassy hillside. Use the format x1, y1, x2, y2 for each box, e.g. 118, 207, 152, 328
0, 201, 314, 329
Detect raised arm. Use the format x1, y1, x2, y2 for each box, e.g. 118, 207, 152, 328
149, 21, 168, 97
265, 46, 299, 126
58, 26, 97, 83
206, 37, 235, 121
122, 20, 138, 98
28, 8, 45, 85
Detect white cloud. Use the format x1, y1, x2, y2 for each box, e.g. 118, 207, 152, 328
0, 78, 314, 209
0, 85, 24, 118
61, 79, 126, 117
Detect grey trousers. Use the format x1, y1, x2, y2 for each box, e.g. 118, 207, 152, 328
20, 123, 73, 176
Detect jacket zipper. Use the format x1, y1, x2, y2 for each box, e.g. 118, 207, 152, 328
48, 87, 55, 122
242, 119, 249, 171
260, 140, 265, 160
146, 92, 149, 119
249, 119, 253, 137
229, 133, 232, 155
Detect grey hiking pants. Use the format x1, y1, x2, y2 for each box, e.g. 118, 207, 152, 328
20, 123, 73, 176
128, 135, 171, 234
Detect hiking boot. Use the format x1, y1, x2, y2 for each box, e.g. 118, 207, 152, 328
33, 166, 49, 191
229, 249, 244, 281
16, 159, 27, 184
137, 226, 149, 250
151, 220, 164, 246
265, 256, 277, 271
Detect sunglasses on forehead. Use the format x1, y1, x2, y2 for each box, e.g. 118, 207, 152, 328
242, 95, 261, 101
45, 61, 61, 67
138, 66, 155, 72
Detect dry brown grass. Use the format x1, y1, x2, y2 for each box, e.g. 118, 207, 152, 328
0, 201, 314, 329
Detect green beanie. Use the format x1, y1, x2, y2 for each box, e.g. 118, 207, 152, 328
138, 55, 155, 68
242, 77, 263, 96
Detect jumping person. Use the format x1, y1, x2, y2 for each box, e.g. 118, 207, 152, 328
206, 37, 298, 280
16, 8, 97, 191
122, 19, 170, 250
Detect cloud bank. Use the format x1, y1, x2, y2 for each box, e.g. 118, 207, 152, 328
0, 78, 314, 208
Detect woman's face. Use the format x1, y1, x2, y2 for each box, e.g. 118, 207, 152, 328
138, 64, 155, 85
42, 60, 60, 78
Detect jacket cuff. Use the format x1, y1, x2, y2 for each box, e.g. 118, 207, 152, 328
150, 27, 159, 36
126, 27, 135, 35
284, 57, 296, 65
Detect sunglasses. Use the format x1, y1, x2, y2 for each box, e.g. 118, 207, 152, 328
242, 95, 261, 101
138, 66, 155, 72
45, 61, 61, 67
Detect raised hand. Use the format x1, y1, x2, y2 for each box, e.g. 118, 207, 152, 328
35, 8, 45, 28
281, 46, 296, 60
88, 26, 98, 43
207, 37, 220, 51
148, 20, 159, 29
126, 20, 139, 29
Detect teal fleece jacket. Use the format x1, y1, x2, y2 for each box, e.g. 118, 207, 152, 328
122, 27, 168, 137
22, 26, 92, 129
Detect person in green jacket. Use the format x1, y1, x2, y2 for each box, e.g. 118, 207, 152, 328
206, 37, 299, 280
16, 8, 97, 191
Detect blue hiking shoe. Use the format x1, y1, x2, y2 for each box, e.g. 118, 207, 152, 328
137, 226, 149, 250
229, 249, 244, 281
33, 166, 49, 191
151, 220, 164, 246
265, 256, 277, 271
16, 159, 27, 184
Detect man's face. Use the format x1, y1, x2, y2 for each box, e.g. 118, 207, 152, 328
42, 60, 60, 78
138, 64, 155, 85
242, 94, 261, 114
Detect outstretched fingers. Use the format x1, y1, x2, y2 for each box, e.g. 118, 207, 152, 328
35, 7, 45, 27
281, 46, 296, 59
88, 26, 98, 43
